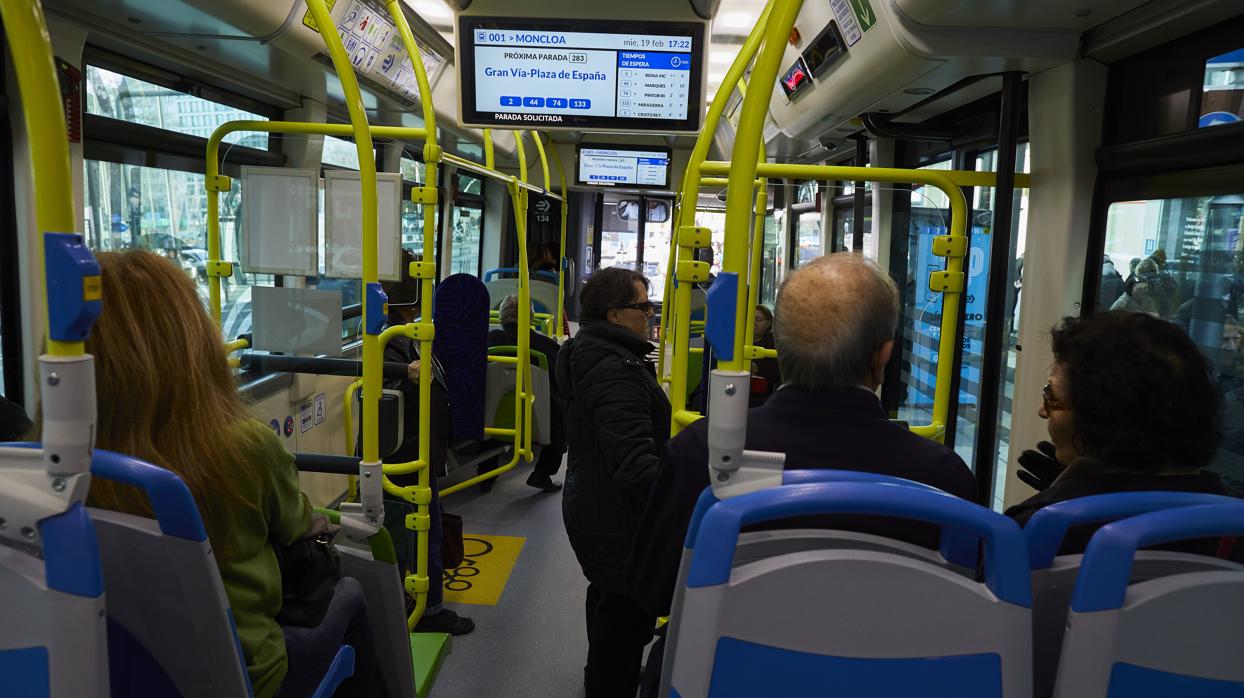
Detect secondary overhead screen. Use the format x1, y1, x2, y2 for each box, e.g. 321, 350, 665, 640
458, 17, 705, 132
576, 145, 672, 189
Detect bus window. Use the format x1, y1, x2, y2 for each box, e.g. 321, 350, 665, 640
1097, 194, 1244, 490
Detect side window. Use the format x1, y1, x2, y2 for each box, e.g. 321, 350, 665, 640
1096, 195, 1244, 489
82, 63, 275, 343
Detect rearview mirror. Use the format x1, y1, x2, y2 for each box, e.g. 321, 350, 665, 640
647, 200, 670, 223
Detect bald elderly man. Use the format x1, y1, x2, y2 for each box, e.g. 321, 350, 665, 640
626, 253, 975, 623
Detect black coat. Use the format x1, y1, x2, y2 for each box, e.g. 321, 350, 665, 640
1006, 458, 1244, 559
382, 316, 451, 485
557, 321, 671, 593
626, 385, 976, 617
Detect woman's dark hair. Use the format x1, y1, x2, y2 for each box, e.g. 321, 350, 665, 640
756, 304, 774, 324
1052, 310, 1221, 471
382, 248, 420, 307
580, 266, 649, 322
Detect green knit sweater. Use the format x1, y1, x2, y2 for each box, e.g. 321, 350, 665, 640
214, 419, 312, 697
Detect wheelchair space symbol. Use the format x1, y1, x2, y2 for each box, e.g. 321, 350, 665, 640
442, 534, 526, 606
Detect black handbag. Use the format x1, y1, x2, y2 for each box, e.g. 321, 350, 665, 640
274, 513, 342, 628
440, 511, 464, 569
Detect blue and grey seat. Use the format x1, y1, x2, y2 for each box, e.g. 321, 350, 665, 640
667, 480, 1033, 698
1052, 502, 1244, 697
659, 469, 981, 698
0, 443, 108, 697
1023, 492, 1244, 698
482, 267, 559, 317
89, 450, 353, 698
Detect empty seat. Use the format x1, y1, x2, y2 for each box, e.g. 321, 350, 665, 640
484, 347, 552, 447
667, 481, 1032, 698
1023, 492, 1244, 698
1053, 503, 1244, 697
0, 443, 108, 697
659, 469, 981, 698
88, 449, 352, 698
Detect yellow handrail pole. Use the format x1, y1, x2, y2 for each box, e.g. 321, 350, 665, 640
547, 138, 570, 340
484, 129, 495, 170
743, 175, 767, 373
204, 121, 429, 328
385, 0, 441, 629
699, 159, 971, 436
1, 0, 80, 356
667, 0, 775, 433
305, 0, 382, 508
721, 0, 801, 375
513, 132, 532, 462
531, 131, 552, 193
440, 135, 533, 496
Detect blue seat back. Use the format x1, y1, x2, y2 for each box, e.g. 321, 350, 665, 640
1053, 503, 1244, 697
1024, 492, 1243, 698
668, 482, 1032, 698
433, 274, 490, 440
0, 443, 107, 698
87, 450, 252, 698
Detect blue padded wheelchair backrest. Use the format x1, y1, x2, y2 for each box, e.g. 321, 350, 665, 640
1072, 502, 1244, 613
1024, 491, 1241, 570
684, 470, 980, 569
687, 481, 1031, 607
433, 273, 490, 440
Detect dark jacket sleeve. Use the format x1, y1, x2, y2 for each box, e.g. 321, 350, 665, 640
582, 358, 664, 494
627, 427, 709, 617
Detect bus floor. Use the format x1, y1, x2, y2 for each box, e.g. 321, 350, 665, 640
433, 457, 588, 697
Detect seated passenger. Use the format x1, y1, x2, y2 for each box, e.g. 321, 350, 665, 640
478, 294, 565, 493
628, 253, 976, 620
1008, 310, 1243, 556
380, 248, 475, 636
748, 304, 781, 407
76, 250, 376, 697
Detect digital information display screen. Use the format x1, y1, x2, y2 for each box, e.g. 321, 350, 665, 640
576, 145, 672, 188
458, 17, 705, 131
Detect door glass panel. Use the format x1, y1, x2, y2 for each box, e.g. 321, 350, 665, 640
692, 210, 726, 276
1096, 194, 1244, 489
601, 192, 640, 271
761, 207, 786, 307
796, 211, 822, 266
979, 145, 1032, 509
450, 205, 483, 275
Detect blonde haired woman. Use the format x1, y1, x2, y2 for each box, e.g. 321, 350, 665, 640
78, 250, 375, 697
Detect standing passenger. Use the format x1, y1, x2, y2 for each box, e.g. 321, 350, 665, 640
75, 250, 377, 697
749, 304, 781, 407
557, 267, 670, 697
627, 254, 976, 693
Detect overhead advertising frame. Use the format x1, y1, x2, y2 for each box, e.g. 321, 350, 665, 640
576, 143, 673, 189
457, 16, 706, 132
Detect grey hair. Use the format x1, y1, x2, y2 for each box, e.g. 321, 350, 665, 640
498, 294, 529, 327
773, 254, 900, 390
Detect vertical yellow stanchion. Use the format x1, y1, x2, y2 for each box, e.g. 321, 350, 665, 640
1, 0, 81, 356
547, 139, 570, 340
721, 0, 802, 373
385, 0, 441, 630
667, 0, 775, 432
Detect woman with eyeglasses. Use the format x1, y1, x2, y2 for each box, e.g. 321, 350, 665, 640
556, 266, 670, 697
1006, 310, 1242, 556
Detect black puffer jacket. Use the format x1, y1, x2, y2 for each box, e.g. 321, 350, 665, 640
558, 321, 671, 593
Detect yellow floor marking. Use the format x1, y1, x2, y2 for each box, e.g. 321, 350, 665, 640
441, 533, 526, 606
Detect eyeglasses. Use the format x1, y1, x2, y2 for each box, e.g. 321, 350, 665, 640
613, 300, 654, 314
1042, 383, 1069, 412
